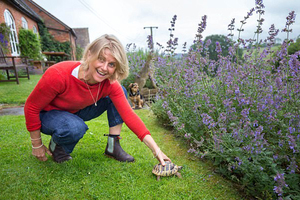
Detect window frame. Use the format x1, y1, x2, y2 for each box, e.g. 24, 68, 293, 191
4, 9, 20, 56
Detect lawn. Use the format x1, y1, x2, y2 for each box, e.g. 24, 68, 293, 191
0, 76, 244, 199
0, 74, 43, 105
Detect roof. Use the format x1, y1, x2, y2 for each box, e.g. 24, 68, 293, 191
8, 0, 43, 22
25, 0, 76, 37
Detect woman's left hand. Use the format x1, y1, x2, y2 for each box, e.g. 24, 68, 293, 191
155, 149, 171, 166
143, 134, 171, 166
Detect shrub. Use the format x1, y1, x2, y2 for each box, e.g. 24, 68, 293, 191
0, 23, 11, 54
151, 1, 300, 199
122, 47, 154, 89
18, 28, 41, 60
76, 45, 84, 60
38, 22, 71, 62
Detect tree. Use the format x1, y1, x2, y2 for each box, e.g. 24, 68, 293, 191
203, 34, 233, 61
288, 37, 300, 55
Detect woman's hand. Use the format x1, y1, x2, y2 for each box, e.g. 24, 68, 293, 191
143, 134, 171, 166
30, 130, 52, 161
32, 144, 52, 161
154, 148, 171, 166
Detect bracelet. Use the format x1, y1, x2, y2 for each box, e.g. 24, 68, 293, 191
153, 148, 161, 158
30, 137, 41, 141
32, 143, 44, 149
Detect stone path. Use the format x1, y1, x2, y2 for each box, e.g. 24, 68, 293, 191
0, 103, 150, 116
0, 106, 24, 116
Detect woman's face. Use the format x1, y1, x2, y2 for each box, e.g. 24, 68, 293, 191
86, 48, 117, 84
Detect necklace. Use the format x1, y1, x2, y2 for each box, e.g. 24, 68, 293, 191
83, 71, 101, 106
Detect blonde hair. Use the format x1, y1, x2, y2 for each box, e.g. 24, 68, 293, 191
81, 34, 129, 81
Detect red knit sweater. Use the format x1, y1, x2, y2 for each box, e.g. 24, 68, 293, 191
24, 61, 150, 141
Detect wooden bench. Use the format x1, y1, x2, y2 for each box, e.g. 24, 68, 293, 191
0, 47, 30, 84
140, 88, 158, 106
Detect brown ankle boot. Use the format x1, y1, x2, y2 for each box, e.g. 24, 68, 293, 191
49, 138, 72, 163
104, 135, 134, 162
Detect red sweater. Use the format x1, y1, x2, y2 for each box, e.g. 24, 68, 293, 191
24, 61, 150, 141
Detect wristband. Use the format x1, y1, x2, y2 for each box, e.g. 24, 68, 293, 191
153, 148, 161, 158
31, 137, 41, 141
32, 143, 44, 149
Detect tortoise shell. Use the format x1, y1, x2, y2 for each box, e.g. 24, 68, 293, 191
152, 161, 182, 181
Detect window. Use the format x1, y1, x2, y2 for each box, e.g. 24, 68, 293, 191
4, 9, 19, 56
33, 25, 38, 34
21, 17, 28, 29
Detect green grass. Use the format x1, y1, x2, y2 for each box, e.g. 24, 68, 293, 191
0, 74, 42, 105
0, 110, 244, 200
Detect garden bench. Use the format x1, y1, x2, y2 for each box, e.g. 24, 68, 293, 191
140, 88, 158, 106
0, 47, 30, 84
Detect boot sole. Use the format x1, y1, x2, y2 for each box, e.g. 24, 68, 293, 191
104, 153, 135, 163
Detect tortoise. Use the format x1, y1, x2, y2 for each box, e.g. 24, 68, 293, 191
152, 161, 183, 181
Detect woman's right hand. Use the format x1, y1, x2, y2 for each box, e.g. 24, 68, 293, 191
32, 144, 52, 161
30, 130, 52, 161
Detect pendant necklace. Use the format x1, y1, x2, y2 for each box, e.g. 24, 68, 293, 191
83, 71, 100, 106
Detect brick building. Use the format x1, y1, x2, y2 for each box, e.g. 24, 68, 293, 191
74, 27, 90, 50
0, 0, 42, 56
23, 0, 77, 60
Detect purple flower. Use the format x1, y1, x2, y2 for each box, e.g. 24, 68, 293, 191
184, 133, 191, 139
235, 157, 243, 166
0, 33, 4, 44
260, 167, 264, 171
235, 87, 240, 95
178, 123, 185, 130
223, 99, 232, 107
228, 18, 235, 31
274, 172, 288, 197
195, 15, 207, 42
283, 11, 296, 29
187, 148, 196, 153
241, 108, 250, 119
215, 42, 222, 53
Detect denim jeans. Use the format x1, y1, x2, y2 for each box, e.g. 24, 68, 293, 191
39, 86, 127, 153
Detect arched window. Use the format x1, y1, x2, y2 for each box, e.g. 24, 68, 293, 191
4, 9, 19, 56
21, 17, 28, 29
33, 25, 38, 34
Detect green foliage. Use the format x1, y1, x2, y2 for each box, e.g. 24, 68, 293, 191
76, 45, 84, 60
151, 8, 300, 199
18, 28, 41, 60
37, 22, 71, 62
122, 49, 154, 89
0, 23, 11, 54
288, 37, 300, 55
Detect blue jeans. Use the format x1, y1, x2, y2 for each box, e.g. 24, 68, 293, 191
39, 86, 127, 153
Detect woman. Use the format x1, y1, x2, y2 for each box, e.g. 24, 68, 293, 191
24, 34, 170, 165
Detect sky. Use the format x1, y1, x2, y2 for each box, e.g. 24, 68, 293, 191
33, 0, 300, 52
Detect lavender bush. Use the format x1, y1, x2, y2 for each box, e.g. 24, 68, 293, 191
150, 1, 299, 199
0, 23, 11, 54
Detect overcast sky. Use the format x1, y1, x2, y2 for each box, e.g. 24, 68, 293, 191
33, 0, 300, 52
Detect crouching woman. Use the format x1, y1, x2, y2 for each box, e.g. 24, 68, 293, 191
24, 34, 170, 165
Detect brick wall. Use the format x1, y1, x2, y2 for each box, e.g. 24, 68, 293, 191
0, 0, 39, 55
23, 0, 77, 60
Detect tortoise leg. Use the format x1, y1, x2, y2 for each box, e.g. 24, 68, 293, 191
157, 176, 160, 181
176, 172, 182, 178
